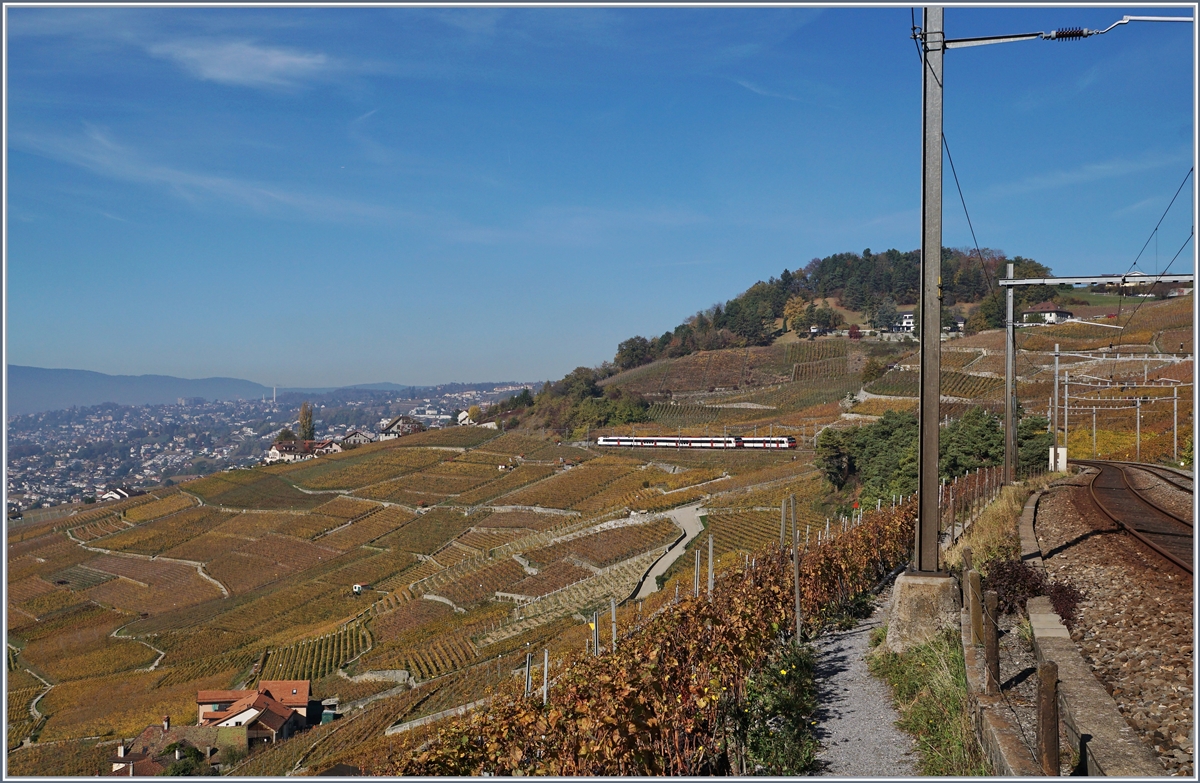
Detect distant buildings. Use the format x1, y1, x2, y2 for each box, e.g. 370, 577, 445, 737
378, 415, 425, 440
265, 440, 341, 463
1022, 301, 1073, 324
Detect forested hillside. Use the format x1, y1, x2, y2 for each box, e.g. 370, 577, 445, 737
612, 247, 1051, 370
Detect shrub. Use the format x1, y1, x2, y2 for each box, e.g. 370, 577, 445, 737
982, 558, 1045, 615
1047, 581, 1084, 628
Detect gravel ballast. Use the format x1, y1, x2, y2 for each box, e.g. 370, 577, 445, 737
1034, 472, 1194, 776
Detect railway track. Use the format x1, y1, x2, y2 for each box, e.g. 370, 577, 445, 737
1073, 460, 1193, 575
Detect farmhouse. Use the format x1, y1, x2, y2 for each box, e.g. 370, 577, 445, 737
378, 415, 424, 440
1022, 301, 1073, 324
197, 680, 313, 745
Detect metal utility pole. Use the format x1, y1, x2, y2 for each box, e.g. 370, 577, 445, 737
916, 6, 944, 575
1064, 371, 1069, 461
1136, 398, 1142, 461
914, 6, 1191, 563
1004, 262, 1016, 483
1052, 344, 1060, 452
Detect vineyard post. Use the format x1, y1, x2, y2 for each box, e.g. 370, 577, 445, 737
543, 648, 549, 705
592, 611, 599, 656
1093, 408, 1097, 458
789, 495, 795, 544
780, 501, 786, 548
1174, 386, 1178, 461
525, 652, 532, 696
707, 535, 714, 601
610, 596, 617, 652
694, 550, 700, 597
792, 525, 801, 645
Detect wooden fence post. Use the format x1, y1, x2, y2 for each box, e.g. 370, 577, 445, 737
1038, 660, 1060, 775
968, 570, 983, 646
793, 526, 802, 645
983, 590, 1000, 695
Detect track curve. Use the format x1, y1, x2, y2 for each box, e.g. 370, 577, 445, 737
1073, 460, 1193, 575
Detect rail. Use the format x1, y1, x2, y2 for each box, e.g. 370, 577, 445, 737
1074, 459, 1192, 574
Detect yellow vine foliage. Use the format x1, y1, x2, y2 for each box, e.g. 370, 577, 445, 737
346, 502, 917, 776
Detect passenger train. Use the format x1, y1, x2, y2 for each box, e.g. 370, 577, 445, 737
595, 435, 796, 450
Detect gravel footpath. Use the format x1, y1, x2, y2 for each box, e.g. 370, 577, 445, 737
1035, 473, 1194, 776
811, 592, 919, 777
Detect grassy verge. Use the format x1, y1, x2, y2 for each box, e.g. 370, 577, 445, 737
738, 643, 821, 774
941, 473, 1057, 574
867, 626, 990, 776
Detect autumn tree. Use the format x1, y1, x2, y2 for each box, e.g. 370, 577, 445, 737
298, 402, 315, 441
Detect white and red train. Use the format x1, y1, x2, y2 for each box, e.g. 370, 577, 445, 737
595, 435, 796, 450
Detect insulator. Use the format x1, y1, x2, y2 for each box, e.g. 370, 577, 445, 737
1052, 27, 1088, 40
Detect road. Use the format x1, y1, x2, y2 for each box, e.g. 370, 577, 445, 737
633, 502, 705, 601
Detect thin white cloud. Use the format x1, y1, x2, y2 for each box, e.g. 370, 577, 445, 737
148, 39, 332, 89
448, 204, 705, 246
734, 79, 801, 102
12, 125, 403, 222
985, 152, 1190, 198
1112, 197, 1158, 217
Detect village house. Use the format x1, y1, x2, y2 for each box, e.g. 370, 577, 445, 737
341, 429, 375, 446
312, 439, 342, 456
378, 415, 424, 440
109, 715, 245, 776
1022, 301, 1073, 324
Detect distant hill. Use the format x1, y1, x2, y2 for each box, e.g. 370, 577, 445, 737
6, 365, 275, 416
5, 366, 542, 417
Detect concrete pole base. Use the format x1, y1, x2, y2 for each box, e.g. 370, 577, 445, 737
885, 571, 962, 654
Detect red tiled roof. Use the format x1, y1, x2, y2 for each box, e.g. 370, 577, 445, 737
197, 689, 253, 704
1025, 301, 1070, 313
259, 680, 309, 709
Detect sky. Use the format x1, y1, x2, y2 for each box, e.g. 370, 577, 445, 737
4, 4, 1195, 388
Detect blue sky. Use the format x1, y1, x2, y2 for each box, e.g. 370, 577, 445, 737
5, 5, 1194, 387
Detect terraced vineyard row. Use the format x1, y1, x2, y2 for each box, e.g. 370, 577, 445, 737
501, 463, 636, 509
524, 518, 678, 570
703, 510, 791, 557
276, 446, 451, 491
790, 356, 849, 382
784, 339, 849, 364
186, 470, 325, 510
476, 550, 661, 647
433, 559, 527, 609
122, 493, 197, 522
67, 516, 131, 542
155, 648, 257, 687
388, 632, 479, 682
737, 374, 861, 412
299, 689, 431, 772
864, 368, 918, 396
257, 622, 371, 683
